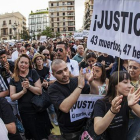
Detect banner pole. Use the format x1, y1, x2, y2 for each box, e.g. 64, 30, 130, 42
117, 57, 120, 95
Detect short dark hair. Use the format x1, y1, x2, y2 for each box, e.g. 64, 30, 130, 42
0, 49, 6, 56
24, 43, 30, 49
57, 42, 68, 50
39, 46, 45, 54
16, 41, 22, 44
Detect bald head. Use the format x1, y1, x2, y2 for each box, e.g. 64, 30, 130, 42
51, 59, 65, 72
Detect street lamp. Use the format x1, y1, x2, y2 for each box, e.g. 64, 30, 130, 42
11, 22, 18, 42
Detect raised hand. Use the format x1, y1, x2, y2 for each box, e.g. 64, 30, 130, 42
128, 87, 140, 107
78, 68, 85, 89
111, 95, 123, 114
4, 62, 10, 73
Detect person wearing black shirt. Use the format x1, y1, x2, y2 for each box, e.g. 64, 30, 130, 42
94, 71, 140, 140
97, 53, 114, 78
33, 53, 58, 126
48, 59, 91, 140
0, 97, 22, 140
10, 54, 51, 140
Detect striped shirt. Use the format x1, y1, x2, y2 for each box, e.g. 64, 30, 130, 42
0, 75, 8, 92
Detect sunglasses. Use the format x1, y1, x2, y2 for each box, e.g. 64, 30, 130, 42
55, 48, 63, 52
43, 53, 50, 56
94, 62, 103, 67
128, 65, 139, 70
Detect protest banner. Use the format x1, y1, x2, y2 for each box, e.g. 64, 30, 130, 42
83, 30, 89, 37
40, 36, 47, 42
74, 32, 83, 39
87, 0, 140, 63
70, 94, 103, 122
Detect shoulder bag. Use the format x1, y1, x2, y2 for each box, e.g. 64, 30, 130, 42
28, 70, 52, 112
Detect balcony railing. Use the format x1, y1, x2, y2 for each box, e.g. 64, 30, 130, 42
2, 24, 7, 27
30, 22, 35, 25
1, 33, 8, 36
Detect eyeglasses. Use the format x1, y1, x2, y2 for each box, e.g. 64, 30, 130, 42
94, 62, 103, 67
43, 53, 50, 56
55, 48, 63, 52
128, 65, 139, 70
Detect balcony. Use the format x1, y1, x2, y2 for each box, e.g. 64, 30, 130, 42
67, 8, 74, 11
37, 21, 42, 24
30, 22, 35, 25
2, 24, 7, 27
43, 21, 48, 23
1, 33, 8, 37
67, 3, 74, 6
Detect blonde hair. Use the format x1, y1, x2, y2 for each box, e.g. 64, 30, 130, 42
13, 54, 32, 82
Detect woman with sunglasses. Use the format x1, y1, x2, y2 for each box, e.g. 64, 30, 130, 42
85, 53, 108, 95
86, 61, 107, 95
93, 71, 140, 140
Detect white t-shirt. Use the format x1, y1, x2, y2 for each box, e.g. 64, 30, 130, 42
11, 50, 19, 62
50, 59, 79, 81
73, 44, 78, 51
0, 118, 9, 140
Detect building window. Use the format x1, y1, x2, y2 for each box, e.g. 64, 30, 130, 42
57, 12, 59, 16
51, 13, 53, 15
3, 21, 6, 25
2, 28, 8, 35
57, 18, 59, 21
57, 28, 60, 32
63, 22, 65, 26
57, 2, 59, 6
52, 23, 54, 27
9, 28, 12, 34
51, 3, 53, 6
51, 18, 53, 22
57, 23, 59, 26
63, 12, 65, 16
9, 20, 11, 24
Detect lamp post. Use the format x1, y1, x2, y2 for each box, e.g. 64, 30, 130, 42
11, 22, 18, 42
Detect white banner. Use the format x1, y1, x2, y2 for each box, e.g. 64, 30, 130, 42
74, 32, 83, 39
83, 30, 89, 37
70, 94, 103, 122
40, 36, 47, 42
87, 0, 140, 63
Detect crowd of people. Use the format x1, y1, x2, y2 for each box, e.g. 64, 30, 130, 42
0, 37, 140, 140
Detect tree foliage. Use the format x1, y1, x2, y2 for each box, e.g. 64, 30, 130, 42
39, 27, 54, 38
20, 30, 31, 40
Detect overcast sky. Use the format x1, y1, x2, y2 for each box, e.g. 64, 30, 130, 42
0, 0, 85, 30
